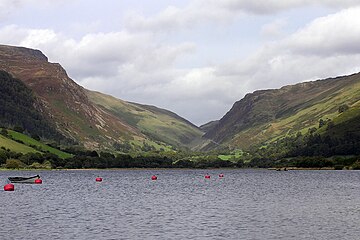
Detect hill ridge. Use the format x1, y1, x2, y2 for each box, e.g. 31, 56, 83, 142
202, 72, 360, 150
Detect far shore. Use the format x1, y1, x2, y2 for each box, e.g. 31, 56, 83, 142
267, 167, 336, 171
1, 167, 358, 171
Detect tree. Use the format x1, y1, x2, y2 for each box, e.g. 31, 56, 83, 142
318, 119, 325, 128
0, 128, 8, 136
13, 125, 24, 133
338, 104, 349, 113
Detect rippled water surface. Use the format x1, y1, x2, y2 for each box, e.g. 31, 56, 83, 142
1, 169, 360, 239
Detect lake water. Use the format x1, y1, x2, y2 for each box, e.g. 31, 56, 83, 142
1, 169, 360, 240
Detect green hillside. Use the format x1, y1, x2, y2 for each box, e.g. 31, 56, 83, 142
87, 90, 204, 149
241, 103, 360, 168
6, 130, 73, 159
0, 134, 40, 154
203, 73, 360, 151
0, 128, 72, 159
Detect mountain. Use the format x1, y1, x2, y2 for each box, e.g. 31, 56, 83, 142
86, 90, 203, 148
200, 120, 219, 133
0, 44, 203, 150
203, 73, 360, 150
0, 70, 66, 142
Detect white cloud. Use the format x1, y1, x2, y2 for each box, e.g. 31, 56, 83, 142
215, 6, 360, 93
125, 0, 360, 33
0, 0, 73, 16
261, 19, 288, 38
286, 7, 360, 56
2, 3, 360, 125
209, 0, 360, 14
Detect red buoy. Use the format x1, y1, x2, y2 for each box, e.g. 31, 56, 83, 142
205, 175, 211, 179
219, 174, 224, 178
4, 183, 14, 191
34, 179, 42, 184
96, 177, 103, 182
151, 175, 157, 180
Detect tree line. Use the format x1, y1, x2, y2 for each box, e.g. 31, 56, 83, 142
0, 147, 237, 169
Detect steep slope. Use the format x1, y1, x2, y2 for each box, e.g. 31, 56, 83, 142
200, 120, 219, 133
0, 44, 143, 149
0, 70, 66, 141
0, 134, 40, 154
203, 73, 360, 150
0, 128, 72, 158
0, 44, 202, 150
86, 91, 203, 148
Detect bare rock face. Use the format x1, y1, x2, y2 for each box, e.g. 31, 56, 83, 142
0, 44, 142, 149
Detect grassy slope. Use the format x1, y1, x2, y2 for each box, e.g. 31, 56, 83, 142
5, 130, 72, 158
0, 134, 39, 154
319, 101, 360, 138
86, 90, 204, 149
225, 74, 360, 149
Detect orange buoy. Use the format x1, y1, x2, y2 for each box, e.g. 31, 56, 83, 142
34, 179, 42, 184
219, 174, 224, 178
205, 175, 211, 179
4, 183, 14, 191
151, 175, 157, 180
96, 177, 103, 182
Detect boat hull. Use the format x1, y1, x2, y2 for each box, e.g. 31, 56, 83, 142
8, 175, 41, 184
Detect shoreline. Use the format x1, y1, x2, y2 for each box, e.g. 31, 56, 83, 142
1, 167, 356, 171
267, 167, 336, 171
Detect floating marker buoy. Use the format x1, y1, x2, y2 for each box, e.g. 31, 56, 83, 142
4, 183, 14, 191
96, 177, 103, 182
205, 175, 211, 179
151, 175, 157, 180
219, 174, 224, 178
34, 179, 42, 184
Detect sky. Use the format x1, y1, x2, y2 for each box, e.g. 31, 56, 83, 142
1, 0, 360, 125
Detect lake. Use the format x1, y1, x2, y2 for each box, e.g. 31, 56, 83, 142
1, 169, 360, 239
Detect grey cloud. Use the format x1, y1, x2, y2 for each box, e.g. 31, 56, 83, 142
210, 0, 360, 14
125, 0, 360, 33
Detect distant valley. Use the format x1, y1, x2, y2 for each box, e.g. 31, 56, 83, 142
1, 44, 360, 169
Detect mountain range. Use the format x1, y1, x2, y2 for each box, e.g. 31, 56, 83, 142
0, 44, 359, 155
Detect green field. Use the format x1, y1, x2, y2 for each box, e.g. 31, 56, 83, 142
218, 150, 243, 161
4, 130, 72, 159
0, 134, 40, 154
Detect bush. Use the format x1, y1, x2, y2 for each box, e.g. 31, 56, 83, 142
351, 161, 360, 170
29, 160, 52, 169
334, 165, 344, 170
5, 159, 26, 169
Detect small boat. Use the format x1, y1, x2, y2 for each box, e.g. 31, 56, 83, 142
8, 175, 41, 184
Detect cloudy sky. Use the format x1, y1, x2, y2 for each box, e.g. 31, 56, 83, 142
1, 0, 360, 125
